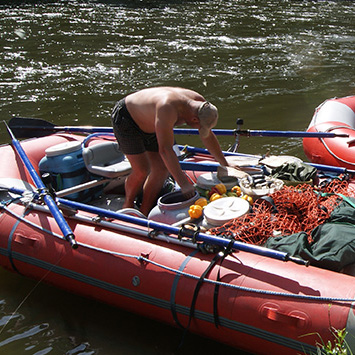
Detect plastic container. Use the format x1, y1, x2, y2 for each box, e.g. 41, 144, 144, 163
239, 176, 284, 199
39, 141, 90, 201
203, 197, 250, 227
148, 190, 199, 224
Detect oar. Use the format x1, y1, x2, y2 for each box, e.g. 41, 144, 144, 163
8, 117, 113, 138
178, 145, 355, 175
180, 161, 219, 172
305, 162, 355, 175
8, 117, 347, 139
3, 122, 78, 249
178, 144, 262, 158
174, 128, 349, 138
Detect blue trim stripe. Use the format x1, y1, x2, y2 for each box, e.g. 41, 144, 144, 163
0, 246, 317, 354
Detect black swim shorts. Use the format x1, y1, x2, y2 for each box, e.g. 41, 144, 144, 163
111, 98, 159, 155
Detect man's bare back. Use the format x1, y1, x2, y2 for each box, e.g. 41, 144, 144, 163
125, 87, 205, 133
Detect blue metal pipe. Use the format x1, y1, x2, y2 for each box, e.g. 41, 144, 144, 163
2, 186, 307, 265
56, 197, 307, 265
4, 122, 78, 249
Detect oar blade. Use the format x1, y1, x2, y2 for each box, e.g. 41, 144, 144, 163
8, 117, 57, 138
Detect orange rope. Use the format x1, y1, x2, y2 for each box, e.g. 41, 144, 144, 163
209, 179, 355, 245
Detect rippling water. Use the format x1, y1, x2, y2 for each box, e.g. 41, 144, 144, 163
0, 1, 354, 354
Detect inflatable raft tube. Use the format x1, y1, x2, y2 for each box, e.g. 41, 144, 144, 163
303, 96, 355, 169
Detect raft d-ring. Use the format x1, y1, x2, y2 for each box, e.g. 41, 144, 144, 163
92, 216, 103, 223
148, 229, 160, 239
179, 223, 200, 242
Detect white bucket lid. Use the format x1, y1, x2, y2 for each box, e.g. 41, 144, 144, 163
45, 141, 82, 157
196, 172, 237, 190
203, 197, 250, 226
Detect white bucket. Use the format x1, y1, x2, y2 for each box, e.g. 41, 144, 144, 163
147, 190, 199, 224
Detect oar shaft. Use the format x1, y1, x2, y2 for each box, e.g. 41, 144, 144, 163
306, 162, 355, 175
240, 129, 348, 138
4, 123, 77, 249
174, 128, 348, 138
178, 144, 261, 158
19, 125, 113, 134
174, 128, 235, 136
179, 145, 355, 175
180, 161, 219, 171
10, 117, 347, 138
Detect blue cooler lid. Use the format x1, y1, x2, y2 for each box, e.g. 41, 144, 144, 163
45, 141, 82, 157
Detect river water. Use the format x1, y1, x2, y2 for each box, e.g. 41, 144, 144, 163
0, 1, 354, 354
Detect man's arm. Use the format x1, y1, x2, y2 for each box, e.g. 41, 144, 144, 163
155, 103, 195, 197
200, 131, 229, 166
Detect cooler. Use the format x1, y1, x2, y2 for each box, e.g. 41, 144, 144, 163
39, 141, 91, 201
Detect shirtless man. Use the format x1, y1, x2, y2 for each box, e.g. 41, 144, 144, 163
111, 87, 229, 216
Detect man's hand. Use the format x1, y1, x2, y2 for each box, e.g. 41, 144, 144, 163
181, 183, 196, 200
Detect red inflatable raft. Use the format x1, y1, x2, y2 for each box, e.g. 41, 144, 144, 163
1, 126, 355, 354
303, 96, 355, 169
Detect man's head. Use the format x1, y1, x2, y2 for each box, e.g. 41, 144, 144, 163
198, 101, 218, 138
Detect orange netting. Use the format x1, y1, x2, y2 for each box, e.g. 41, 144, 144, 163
209, 178, 355, 246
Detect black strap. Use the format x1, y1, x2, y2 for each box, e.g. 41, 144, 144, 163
179, 251, 223, 346
189, 252, 222, 322
213, 238, 235, 328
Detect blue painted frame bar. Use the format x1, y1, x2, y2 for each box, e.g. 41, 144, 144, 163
4, 122, 78, 249
56, 196, 307, 266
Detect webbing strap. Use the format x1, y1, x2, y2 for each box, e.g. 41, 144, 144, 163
179, 250, 224, 343
177, 250, 224, 348
213, 238, 235, 328
188, 252, 222, 322
170, 249, 198, 329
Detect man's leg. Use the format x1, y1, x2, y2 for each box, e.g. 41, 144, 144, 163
139, 151, 169, 216
123, 153, 150, 210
